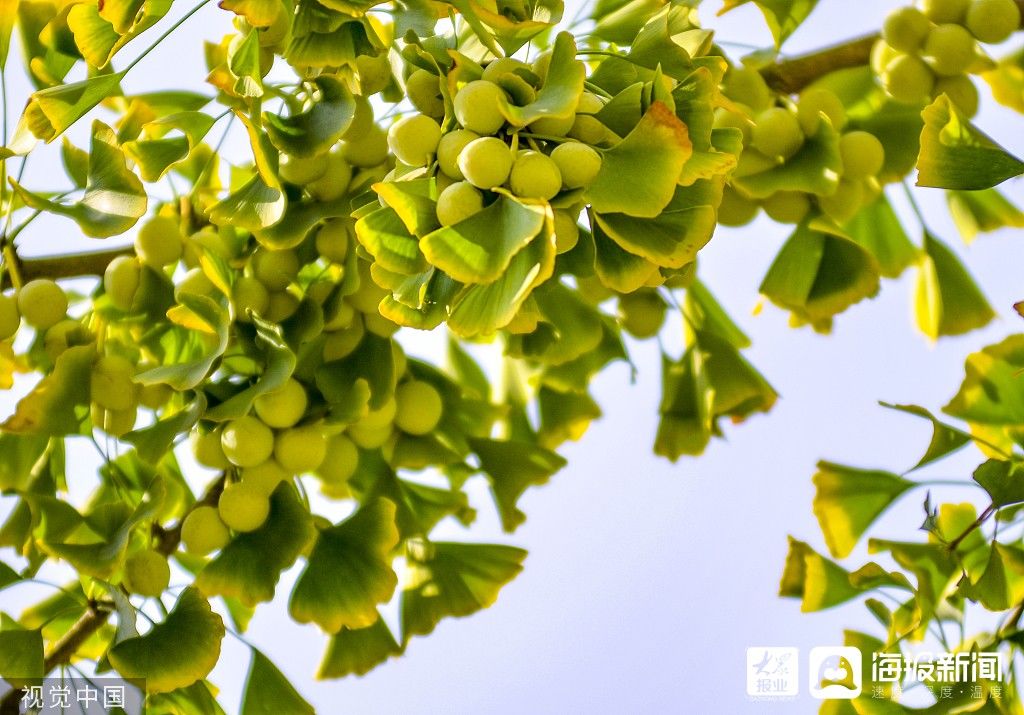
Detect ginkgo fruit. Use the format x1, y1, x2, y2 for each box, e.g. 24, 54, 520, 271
569, 93, 608, 144
191, 427, 230, 469
883, 54, 935, 103
242, 459, 290, 495
316, 434, 360, 487
618, 290, 666, 339
458, 137, 514, 189
394, 380, 443, 435
180, 506, 231, 555
124, 550, 171, 597
232, 276, 270, 322
796, 87, 847, 134
509, 151, 562, 200
135, 216, 184, 267
280, 153, 328, 185
387, 115, 443, 167
553, 210, 580, 253
966, 0, 1021, 43
550, 142, 602, 189
818, 179, 866, 224
254, 378, 308, 428
252, 249, 300, 291
922, 0, 970, 23
274, 425, 328, 473
762, 191, 811, 224
341, 124, 389, 168
307, 150, 353, 201
839, 131, 886, 179
407, 69, 444, 117
218, 480, 271, 532
453, 80, 507, 135
924, 24, 977, 76
882, 6, 932, 52
220, 416, 275, 467
752, 108, 804, 160
17, 279, 68, 330
437, 129, 480, 179
436, 181, 485, 226
104, 256, 141, 312
315, 219, 353, 264
935, 75, 980, 115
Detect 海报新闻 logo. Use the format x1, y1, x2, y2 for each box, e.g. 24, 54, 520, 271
809, 646, 863, 699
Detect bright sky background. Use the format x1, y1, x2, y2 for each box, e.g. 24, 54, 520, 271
2, 0, 1024, 712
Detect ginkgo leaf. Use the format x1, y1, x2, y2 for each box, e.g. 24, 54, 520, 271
356, 205, 431, 275
204, 317, 295, 421
135, 295, 230, 391
145, 681, 227, 715
845, 195, 919, 279
317, 616, 403, 679
778, 537, 862, 612
0, 624, 44, 687
944, 335, 1024, 429
196, 484, 314, 607
14, 73, 123, 145
469, 437, 567, 532
12, 120, 147, 237
498, 32, 584, 127
733, 116, 842, 199
914, 231, 995, 340
947, 188, 1024, 242
654, 347, 713, 461
587, 102, 692, 218
109, 587, 225, 694
720, 0, 821, 48
2, 344, 95, 435
420, 195, 548, 285
972, 459, 1024, 508
917, 95, 1024, 190
880, 403, 972, 471
962, 543, 1024, 611
289, 500, 400, 633
265, 76, 355, 157
401, 540, 527, 644
240, 649, 314, 715
123, 112, 217, 182
812, 461, 913, 559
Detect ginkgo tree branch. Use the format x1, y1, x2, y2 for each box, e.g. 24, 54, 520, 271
0, 246, 133, 290
761, 2, 1024, 93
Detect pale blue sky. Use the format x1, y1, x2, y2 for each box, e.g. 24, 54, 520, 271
2, 0, 1024, 713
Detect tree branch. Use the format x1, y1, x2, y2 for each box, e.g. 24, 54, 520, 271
0, 602, 115, 715
760, 4, 1024, 94
152, 473, 227, 556
1, 246, 132, 290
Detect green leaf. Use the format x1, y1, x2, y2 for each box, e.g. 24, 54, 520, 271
208, 173, 286, 233
136, 295, 230, 391
123, 394, 207, 464
506, 281, 603, 366
962, 542, 1024, 611
109, 587, 225, 694
944, 336, 1024, 451
204, 317, 296, 421
290, 500, 400, 633
265, 76, 354, 157
684, 279, 750, 349
973, 459, 1024, 508
917, 95, 1024, 190
447, 228, 555, 338
947, 188, 1024, 242
844, 195, 919, 279
759, 222, 880, 329
879, 403, 972, 471
372, 179, 440, 239
12, 120, 147, 237
983, 47, 1024, 114
0, 626, 44, 686
145, 681, 226, 715
586, 102, 692, 218
2, 344, 95, 435
0, 433, 50, 490
866, 539, 957, 623
241, 649, 314, 715
420, 195, 547, 285
0, 561, 20, 589
12, 72, 123, 145
317, 616, 403, 679
778, 538, 862, 612
914, 231, 995, 340
721, 0, 821, 47
356, 205, 430, 276
654, 347, 713, 461
469, 438, 567, 532
696, 329, 777, 420
196, 484, 314, 607
590, 219, 659, 293
812, 462, 913, 559
401, 540, 526, 644
593, 180, 719, 269
499, 32, 584, 127
0, 0, 16, 69
123, 112, 217, 182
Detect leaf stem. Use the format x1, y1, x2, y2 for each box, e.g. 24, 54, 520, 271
120, 0, 214, 76
947, 503, 996, 552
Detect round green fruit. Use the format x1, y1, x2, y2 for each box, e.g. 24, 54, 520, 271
924, 24, 977, 76
453, 80, 508, 135
274, 425, 327, 473
91, 354, 137, 412
0, 295, 20, 340
394, 380, 444, 435
341, 125, 389, 168
618, 290, 666, 339
966, 0, 1021, 43
553, 210, 580, 254
717, 186, 760, 227
104, 256, 141, 312
17, 279, 67, 330
181, 506, 231, 555
436, 181, 485, 226
752, 108, 804, 160
437, 129, 480, 179
252, 249, 299, 291
796, 87, 847, 135
458, 137, 514, 190
317, 434, 360, 486
280, 153, 328, 185
241, 459, 290, 495
124, 550, 170, 597
220, 416, 275, 467
882, 6, 932, 52
232, 275, 270, 323
883, 54, 936, 103
935, 75, 980, 116
254, 378, 308, 429
315, 219, 353, 263
818, 179, 866, 224
307, 150, 353, 201
191, 427, 230, 469
922, 0, 970, 23
218, 480, 271, 532
509, 151, 562, 200
135, 216, 184, 267
407, 69, 444, 117
387, 114, 443, 167
839, 131, 886, 180
550, 142, 602, 189
762, 191, 811, 224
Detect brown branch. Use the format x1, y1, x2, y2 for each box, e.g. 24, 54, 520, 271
948, 504, 996, 553
0, 602, 114, 715
1, 246, 132, 290
760, 5, 1024, 94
